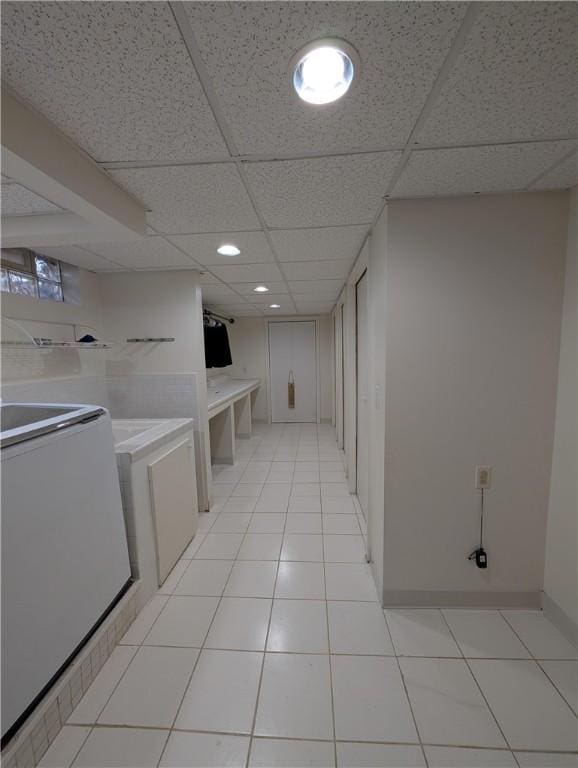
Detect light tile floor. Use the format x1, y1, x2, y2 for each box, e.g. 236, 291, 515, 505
40, 424, 578, 768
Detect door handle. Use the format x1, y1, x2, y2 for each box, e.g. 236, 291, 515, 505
288, 370, 295, 409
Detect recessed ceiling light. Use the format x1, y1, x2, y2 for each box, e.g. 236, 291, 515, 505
217, 244, 241, 256
291, 39, 358, 105
254, 285, 269, 293
269, 304, 281, 308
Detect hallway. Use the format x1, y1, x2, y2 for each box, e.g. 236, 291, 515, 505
38, 424, 577, 768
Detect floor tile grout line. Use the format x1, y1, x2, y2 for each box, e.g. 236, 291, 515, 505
438, 609, 517, 763
155, 729, 172, 768
498, 610, 578, 718
58, 722, 94, 768
245, 446, 290, 768
117, 641, 564, 661
155, 595, 379, 604
381, 610, 430, 768
156, 532, 247, 767
322, 528, 339, 767
54, 721, 578, 754
69, 644, 142, 731
536, 659, 578, 717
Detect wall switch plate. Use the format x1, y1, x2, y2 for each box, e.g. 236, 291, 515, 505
475, 465, 492, 490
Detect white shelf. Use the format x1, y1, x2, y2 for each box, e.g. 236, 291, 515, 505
0, 340, 111, 349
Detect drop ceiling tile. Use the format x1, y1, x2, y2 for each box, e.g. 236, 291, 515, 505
289, 279, 345, 295
36, 245, 124, 272
201, 285, 241, 302
209, 263, 283, 284
168, 231, 274, 266
1, 2, 227, 162
184, 2, 466, 155
270, 226, 367, 263
291, 290, 341, 303
294, 298, 337, 306
295, 302, 335, 315
1, 184, 62, 216
263, 307, 296, 315
198, 272, 221, 285
392, 141, 577, 198
282, 260, 352, 281
109, 165, 260, 234
231, 282, 289, 296
210, 303, 253, 311
214, 307, 262, 317
417, 3, 578, 145
233, 311, 264, 316
531, 150, 578, 190
85, 237, 196, 270
245, 153, 400, 228
245, 293, 288, 306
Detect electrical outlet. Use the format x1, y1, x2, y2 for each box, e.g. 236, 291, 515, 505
475, 465, 492, 490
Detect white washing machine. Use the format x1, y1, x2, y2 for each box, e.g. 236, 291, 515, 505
1, 403, 131, 741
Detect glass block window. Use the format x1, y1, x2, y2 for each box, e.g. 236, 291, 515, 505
34, 254, 61, 282
8, 271, 38, 297
0, 249, 64, 302
38, 280, 63, 302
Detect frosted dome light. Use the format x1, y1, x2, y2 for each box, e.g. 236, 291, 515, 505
217, 244, 241, 256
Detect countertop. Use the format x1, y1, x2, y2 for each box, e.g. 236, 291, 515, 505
207, 378, 260, 413
113, 418, 194, 461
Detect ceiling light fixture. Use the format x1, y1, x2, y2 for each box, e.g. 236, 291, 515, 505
254, 285, 269, 292
269, 304, 281, 308
217, 244, 241, 256
291, 38, 358, 105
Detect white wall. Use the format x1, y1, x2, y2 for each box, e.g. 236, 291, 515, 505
1, 265, 104, 384
381, 192, 568, 605
544, 187, 578, 636
367, 209, 388, 597
318, 315, 333, 423
99, 270, 212, 511
207, 315, 334, 423
99, 270, 204, 376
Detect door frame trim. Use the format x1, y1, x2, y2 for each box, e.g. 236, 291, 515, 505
266, 318, 321, 424
343, 247, 369, 494
355, 268, 368, 515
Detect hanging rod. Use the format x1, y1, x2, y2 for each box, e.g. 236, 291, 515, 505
126, 337, 175, 343
203, 309, 235, 324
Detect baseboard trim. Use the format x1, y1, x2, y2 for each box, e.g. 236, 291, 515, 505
542, 591, 578, 647
382, 589, 542, 609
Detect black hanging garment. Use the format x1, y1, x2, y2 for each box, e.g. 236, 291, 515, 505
204, 322, 232, 368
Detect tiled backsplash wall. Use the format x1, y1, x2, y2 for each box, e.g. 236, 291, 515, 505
1, 373, 206, 429
1, 375, 109, 408
1, 346, 105, 383
106, 373, 199, 421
